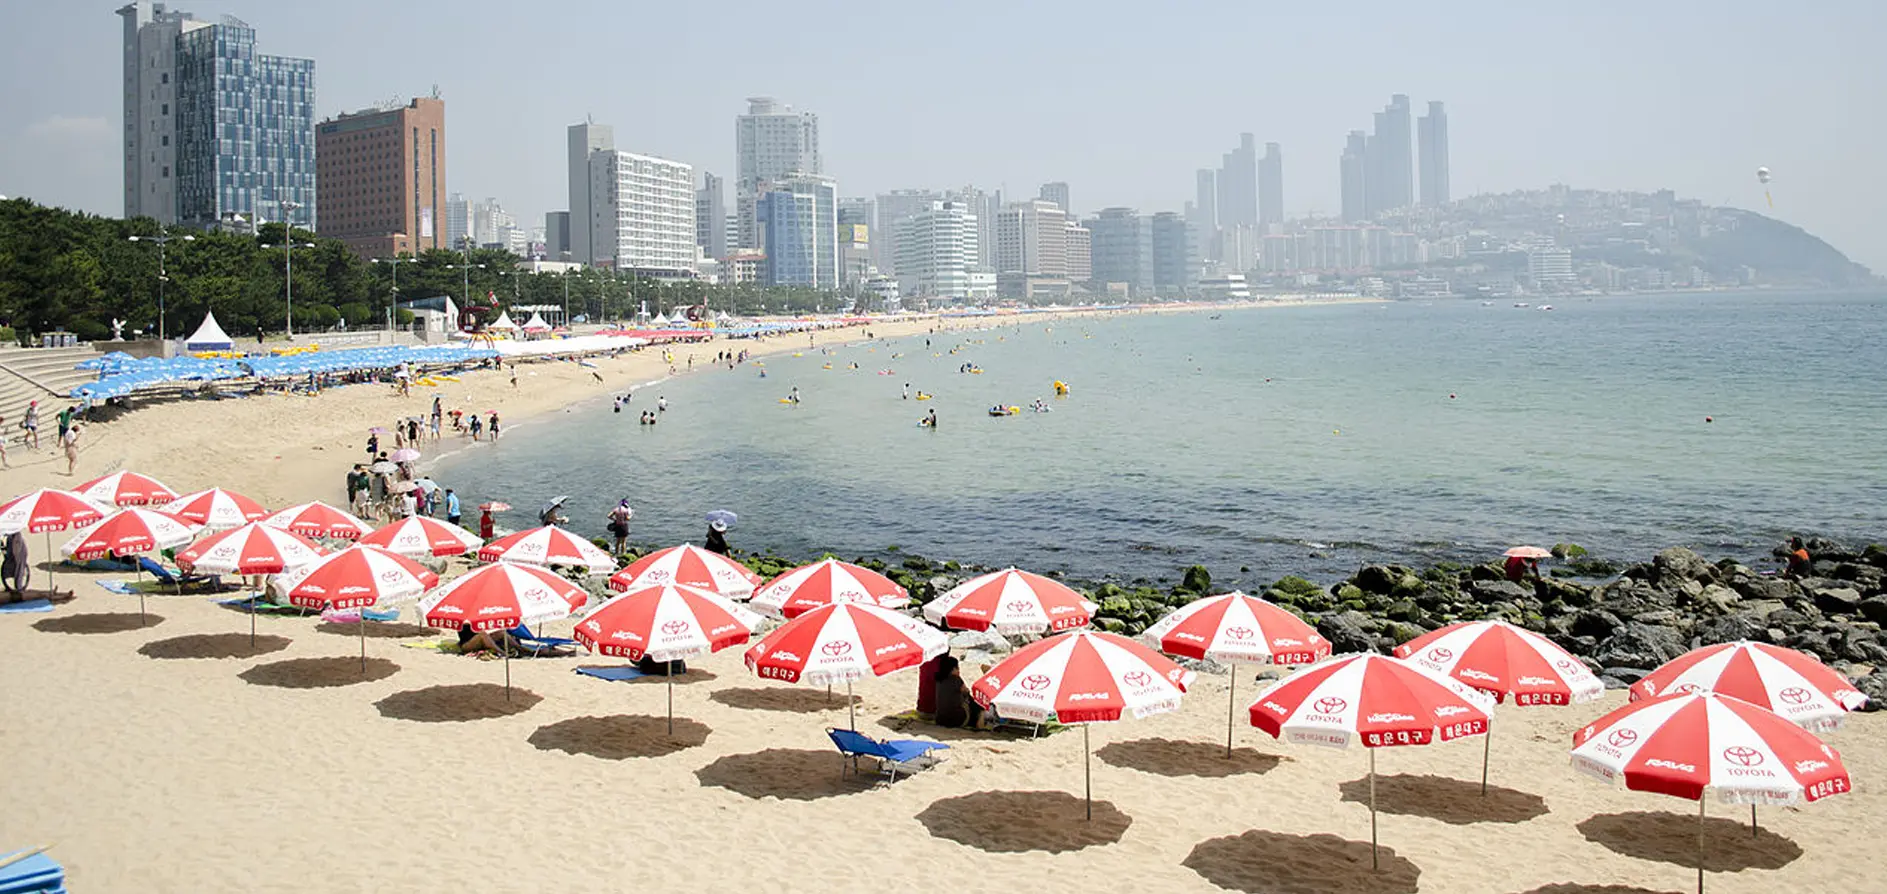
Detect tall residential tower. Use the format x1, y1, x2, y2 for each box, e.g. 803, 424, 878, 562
315, 97, 445, 258
1418, 101, 1450, 206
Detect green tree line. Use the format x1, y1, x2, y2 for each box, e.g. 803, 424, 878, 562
0, 199, 854, 343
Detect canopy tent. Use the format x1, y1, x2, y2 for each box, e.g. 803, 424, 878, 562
649, 313, 671, 327
521, 311, 551, 330
182, 310, 234, 351
487, 311, 520, 331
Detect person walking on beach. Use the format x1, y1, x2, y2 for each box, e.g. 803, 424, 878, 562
487, 412, 501, 439
56, 405, 74, 443
60, 423, 81, 475
366, 430, 379, 459
469, 414, 483, 441
606, 500, 635, 554
444, 489, 462, 528
509, 365, 518, 389
21, 401, 39, 450
346, 464, 369, 512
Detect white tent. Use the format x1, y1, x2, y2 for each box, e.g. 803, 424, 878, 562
487, 311, 519, 331
182, 310, 234, 351
650, 313, 670, 327
521, 311, 551, 330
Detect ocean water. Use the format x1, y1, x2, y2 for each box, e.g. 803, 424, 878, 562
436, 291, 1887, 590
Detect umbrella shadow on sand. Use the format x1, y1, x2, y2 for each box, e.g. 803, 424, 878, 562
313, 620, 435, 639
139, 633, 291, 660
1096, 737, 1289, 779
1576, 811, 1802, 872
34, 612, 163, 634
917, 791, 1132, 853
375, 683, 542, 722
1183, 830, 1421, 894
695, 748, 873, 801
709, 686, 860, 714
613, 668, 720, 685
239, 656, 400, 688
529, 715, 711, 760
1335, 774, 1549, 825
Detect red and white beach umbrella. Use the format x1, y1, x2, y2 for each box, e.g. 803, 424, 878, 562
272, 544, 440, 668
415, 561, 591, 695
1249, 654, 1495, 868
1571, 691, 1852, 893
748, 558, 910, 619
1143, 590, 1330, 755
61, 507, 203, 624
74, 470, 178, 507
358, 515, 482, 558
175, 522, 326, 576
923, 568, 1097, 635
477, 524, 616, 574
745, 603, 949, 727
970, 630, 1195, 817
162, 487, 268, 530
0, 488, 109, 534
261, 501, 373, 541
1393, 619, 1603, 792
576, 582, 762, 730
1630, 641, 1868, 733
607, 543, 762, 598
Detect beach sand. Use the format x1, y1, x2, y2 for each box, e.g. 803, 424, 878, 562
2, 302, 1881, 892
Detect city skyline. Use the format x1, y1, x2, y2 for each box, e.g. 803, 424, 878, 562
0, 1, 1878, 270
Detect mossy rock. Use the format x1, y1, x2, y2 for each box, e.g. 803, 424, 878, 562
1342, 599, 1368, 612
1272, 575, 1323, 598
1387, 599, 1422, 622
1178, 564, 1213, 594
1101, 596, 1132, 615
1384, 622, 1423, 644
1335, 584, 1363, 603
900, 556, 931, 571
1094, 617, 1128, 633
1552, 543, 1589, 559
1391, 574, 1426, 598
943, 560, 961, 572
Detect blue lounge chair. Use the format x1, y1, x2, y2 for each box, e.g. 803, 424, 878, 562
827, 727, 950, 782
137, 557, 222, 592
508, 625, 578, 657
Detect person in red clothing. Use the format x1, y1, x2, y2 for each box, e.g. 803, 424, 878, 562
479, 508, 495, 541
1504, 555, 1538, 582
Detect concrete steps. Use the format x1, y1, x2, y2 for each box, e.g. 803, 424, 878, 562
0, 345, 102, 418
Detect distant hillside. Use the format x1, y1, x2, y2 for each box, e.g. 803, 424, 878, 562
1692, 209, 1875, 286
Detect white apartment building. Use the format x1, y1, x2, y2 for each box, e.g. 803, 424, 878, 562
588, 150, 697, 277
1066, 222, 1092, 284
735, 97, 819, 248
994, 200, 1070, 277
894, 201, 979, 300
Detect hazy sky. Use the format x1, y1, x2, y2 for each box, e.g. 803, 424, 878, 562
3, 1, 1881, 270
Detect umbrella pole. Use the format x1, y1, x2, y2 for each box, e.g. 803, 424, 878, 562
504, 647, 512, 700
847, 681, 856, 731
250, 589, 258, 647
1697, 798, 1706, 894
43, 532, 54, 597
1226, 662, 1236, 758
1482, 725, 1492, 796
1083, 723, 1092, 821
359, 608, 367, 672
667, 662, 674, 735
1370, 748, 1379, 870
1750, 804, 1757, 837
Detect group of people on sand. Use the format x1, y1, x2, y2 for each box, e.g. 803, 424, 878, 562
3, 399, 86, 474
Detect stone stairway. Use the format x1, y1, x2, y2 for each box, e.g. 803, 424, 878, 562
0, 344, 103, 422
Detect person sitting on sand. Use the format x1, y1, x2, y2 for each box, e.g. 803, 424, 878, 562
933, 655, 993, 730
459, 622, 519, 657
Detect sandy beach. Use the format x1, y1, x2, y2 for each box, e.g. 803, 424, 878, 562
2, 300, 1881, 893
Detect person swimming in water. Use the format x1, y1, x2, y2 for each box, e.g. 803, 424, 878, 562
789, 387, 801, 405
902, 383, 911, 400
921, 409, 937, 428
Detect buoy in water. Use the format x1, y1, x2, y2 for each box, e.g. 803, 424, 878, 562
1705, 416, 1714, 423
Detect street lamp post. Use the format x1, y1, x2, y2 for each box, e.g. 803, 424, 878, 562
372, 257, 415, 333
127, 230, 195, 341
278, 199, 304, 338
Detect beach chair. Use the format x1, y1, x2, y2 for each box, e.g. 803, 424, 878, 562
826, 727, 950, 782
137, 557, 224, 593
508, 625, 578, 657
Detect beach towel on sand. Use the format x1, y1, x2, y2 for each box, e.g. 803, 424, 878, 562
400, 639, 462, 654
0, 599, 54, 614
575, 666, 648, 682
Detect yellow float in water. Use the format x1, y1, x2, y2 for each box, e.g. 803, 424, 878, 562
915, 393, 932, 401
822, 363, 832, 370
1052, 380, 1070, 397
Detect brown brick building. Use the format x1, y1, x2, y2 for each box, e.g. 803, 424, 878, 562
315, 97, 445, 259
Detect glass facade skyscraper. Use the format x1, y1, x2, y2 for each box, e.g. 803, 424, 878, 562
168, 17, 316, 229
757, 174, 837, 289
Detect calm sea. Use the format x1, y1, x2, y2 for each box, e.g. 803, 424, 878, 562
436, 291, 1887, 590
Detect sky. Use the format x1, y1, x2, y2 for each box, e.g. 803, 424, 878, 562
2, 0, 1882, 271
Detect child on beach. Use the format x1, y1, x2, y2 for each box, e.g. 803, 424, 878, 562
61, 423, 80, 476
487, 412, 500, 439
469, 415, 482, 441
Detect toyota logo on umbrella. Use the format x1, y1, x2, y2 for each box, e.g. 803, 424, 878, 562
1123, 671, 1152, 688
1313, 696, 1348, 715
1723, 746, 1765, 767
1019, 674, 1052, 691
1426, 647, 1454, 664
660, 620, 691, 636
1606, 729, 1639, 749
821, 641, 853, 657
1224, 626, 1254, 641
1005, 600, 1036, 615
1779, 687, 1814, 706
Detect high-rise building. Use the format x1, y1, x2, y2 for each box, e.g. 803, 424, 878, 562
1418, 101, 1450, 207
469, 198, 513, 249
1259, 142, 1283, 226
1150, 211, 1192, 295
695, 172, 726, 260
1191, 168, 1219, 263
755, 173, 838, 288
1216, 133, 1258, 228
567, 121, 614, 265
587, 150, 695, 277
945, 185, 1002, 272
445, 194, 469, 249
1340, 131, 1369, 223
895, 201, 980, 299
117, 3, 316, 229
314, 97, 445, 259
994, 199, 1070, 295
544, 211, 570, 258
1064, 222, 1091, 284
1085, 207, 1152, 297
838, 196, 874, 286
874, 189, 943, 278
1038, 182, 1071, 216
736, 97, 820, 249
1364, 95, 1414, 215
